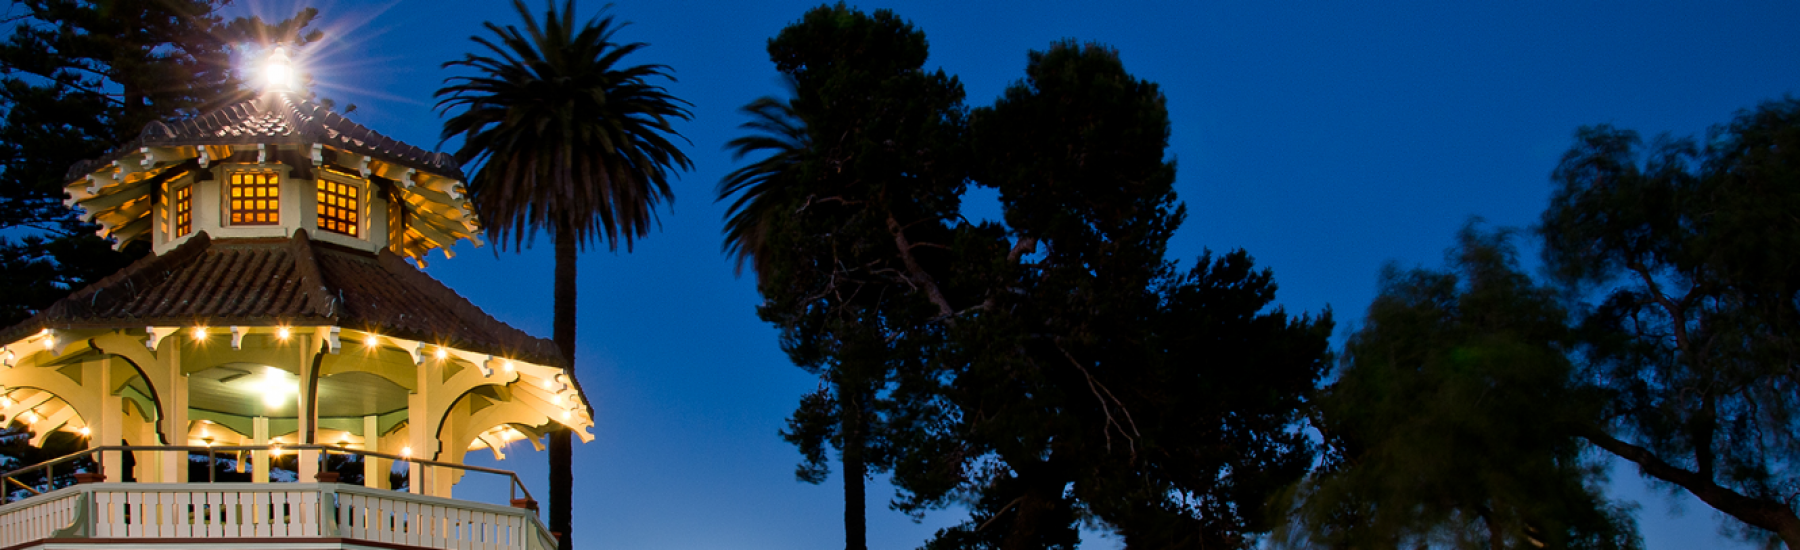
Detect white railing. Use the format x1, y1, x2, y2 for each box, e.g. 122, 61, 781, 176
0, 488, 79, 547
0, 483, 553, 550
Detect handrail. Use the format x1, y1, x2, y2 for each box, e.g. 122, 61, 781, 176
0, 444, 534, 507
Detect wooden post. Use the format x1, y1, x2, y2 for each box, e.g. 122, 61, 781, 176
160, 342, 188, 483
252, 416, 270, 483
363, 415, 386, 489
96, 359, 123, 481
297, 334, 319, 483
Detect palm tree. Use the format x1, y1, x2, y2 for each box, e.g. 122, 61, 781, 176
718, 93, 889, 550
718, 94, 806, 279
436, 2, 691, 549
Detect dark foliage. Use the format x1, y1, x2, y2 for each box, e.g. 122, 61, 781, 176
1541, 98, 1800, 548
1286, 225, 1640, 550
0, 0, 320, 327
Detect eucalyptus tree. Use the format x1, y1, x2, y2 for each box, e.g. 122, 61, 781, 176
436, 2, 692, 548
1541, 99, 1800, 548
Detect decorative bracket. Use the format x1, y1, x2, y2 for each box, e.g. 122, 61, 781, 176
409, 341, 426, 365
310, 143, 324, 167
145, 326, 178, 351
230, 326, 246, 350
320, 326, 342, 354
257, 144, 268, 165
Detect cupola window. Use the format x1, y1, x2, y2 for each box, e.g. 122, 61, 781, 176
317, 178, 361, 237
173, 184, 192, 237
229, 170, 281, 225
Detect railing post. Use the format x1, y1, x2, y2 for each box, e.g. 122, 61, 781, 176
317, 483, 340, 537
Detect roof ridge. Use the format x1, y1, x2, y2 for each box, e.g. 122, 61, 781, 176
285, 230, 338, 319
371, 250, 568, 368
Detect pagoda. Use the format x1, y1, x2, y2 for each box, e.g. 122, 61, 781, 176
0, 49, 588, 550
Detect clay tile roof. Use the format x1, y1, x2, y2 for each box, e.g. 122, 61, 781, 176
0, 231, 565, 369
65, 92, 464, 182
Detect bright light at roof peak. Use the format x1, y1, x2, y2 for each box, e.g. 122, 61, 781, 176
262, 46, 298, 93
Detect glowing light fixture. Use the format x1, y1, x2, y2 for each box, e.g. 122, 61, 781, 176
401, 446, 412, 458
503, 360, 515, 372
364, 334, 379, 347
251, 371, 299, 407
78, 426, 91, 437
192, 326, 208, 340
435, 347, 448, 360
262, 47, 297, 92
276, 326, 291, 340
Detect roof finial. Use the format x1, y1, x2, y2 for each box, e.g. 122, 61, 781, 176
262, 46, 300, 93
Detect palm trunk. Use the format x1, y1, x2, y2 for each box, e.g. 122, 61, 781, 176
843, 392, 867, 550
551, 229, 577, 550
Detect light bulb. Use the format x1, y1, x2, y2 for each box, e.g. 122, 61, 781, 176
276, 327, 291, 340
263, 47, 296, 91
78, 426, 90, 436
365, 334, 379, 347
503, 360, 515, 372
192, 326, 207, 340
435, 347, 448, 360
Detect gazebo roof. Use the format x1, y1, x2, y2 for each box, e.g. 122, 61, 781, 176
0, 230, 566, 369
66, 91, 464, 183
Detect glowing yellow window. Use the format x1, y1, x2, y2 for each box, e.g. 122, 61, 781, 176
173, 184, 192, 237
316, 179, 360, 237
229, 171, 280, 225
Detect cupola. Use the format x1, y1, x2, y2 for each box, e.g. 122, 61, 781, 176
63, 67, 480, 265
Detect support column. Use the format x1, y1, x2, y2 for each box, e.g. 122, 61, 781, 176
406, 389, 425, 495
363, 415, 386, 489
160, 343, 188, 483
407, 359, 437, 496
297, 335, 319, 482
252, 416, 269, 483
92, 358, 123, 481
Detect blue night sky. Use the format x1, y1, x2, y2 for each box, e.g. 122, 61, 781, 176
228, 0, 1800, 548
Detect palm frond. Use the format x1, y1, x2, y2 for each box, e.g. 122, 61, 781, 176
436, 0, 692, 252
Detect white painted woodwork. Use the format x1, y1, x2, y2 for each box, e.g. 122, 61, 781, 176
0, 489, 79, 547
0, 483, 548, 550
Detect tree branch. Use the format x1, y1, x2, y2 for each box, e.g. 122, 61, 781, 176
1579, 426, 1800, 546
